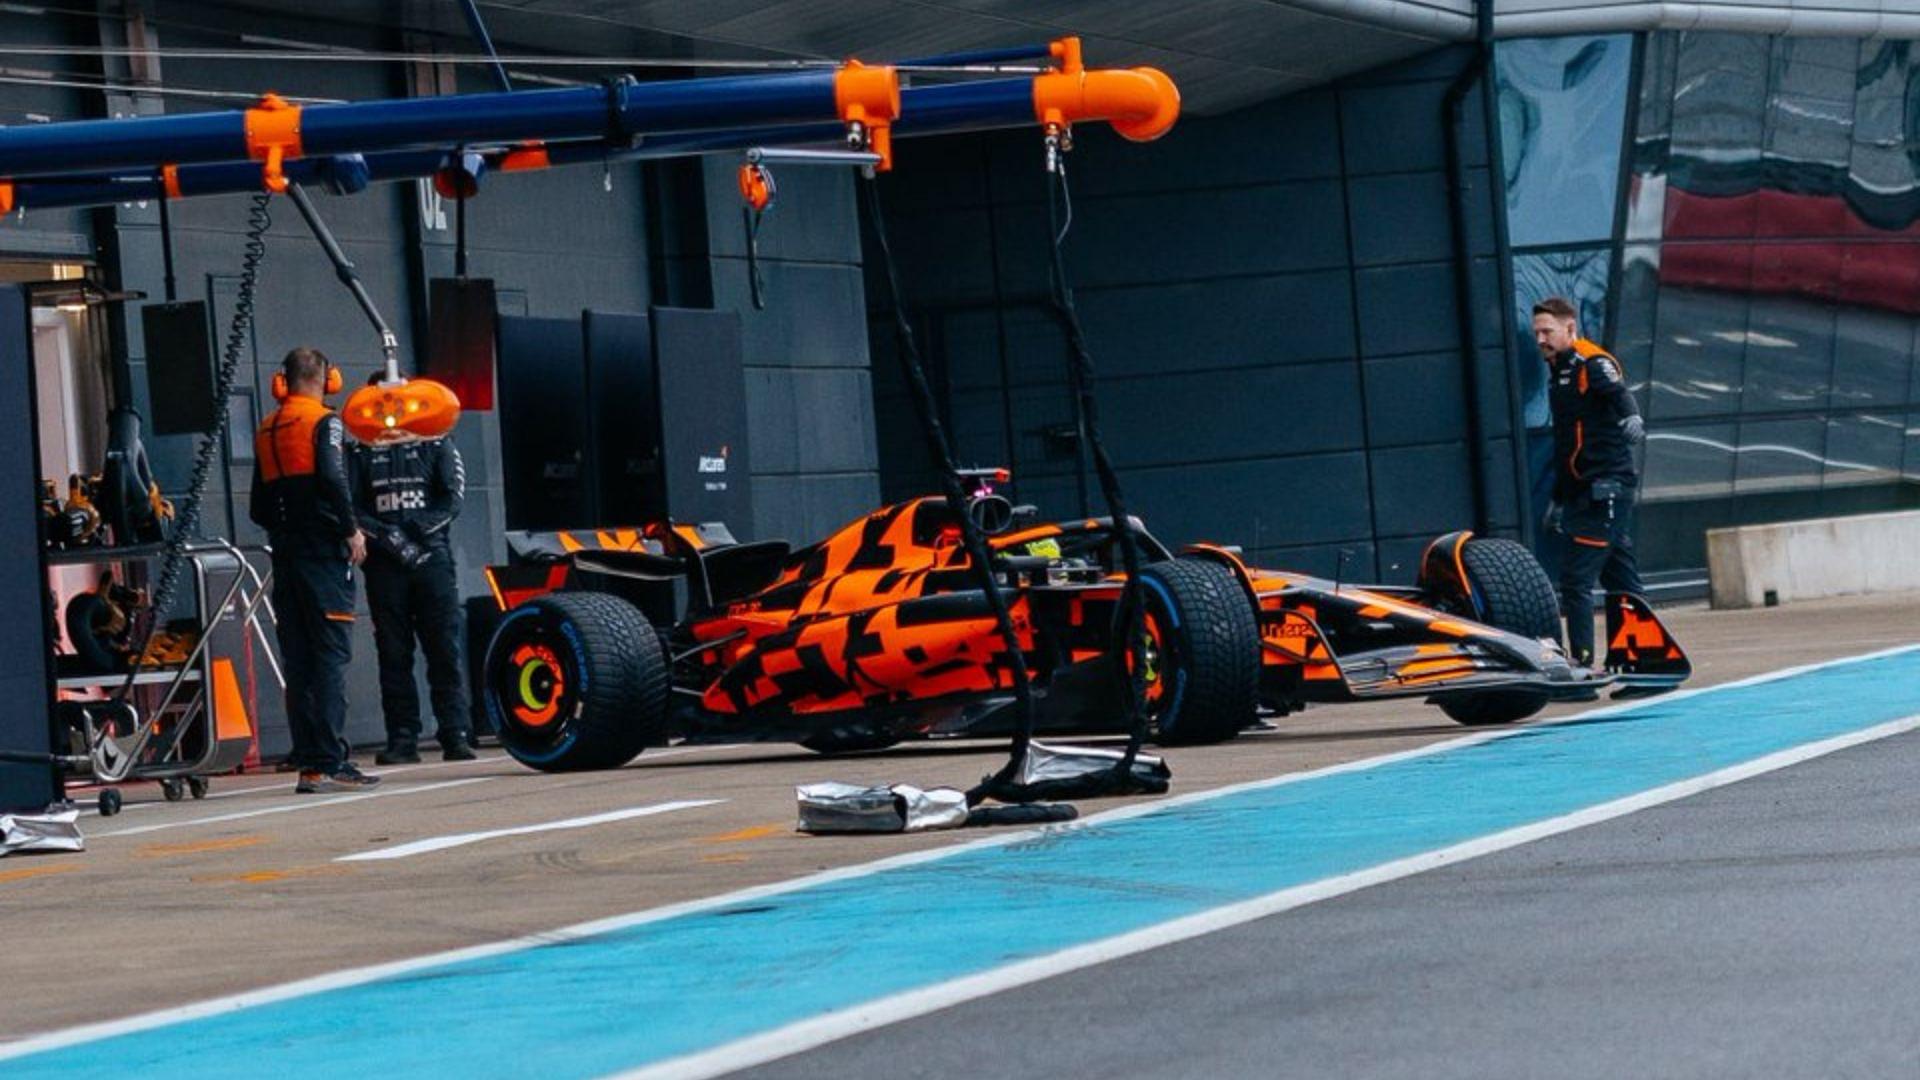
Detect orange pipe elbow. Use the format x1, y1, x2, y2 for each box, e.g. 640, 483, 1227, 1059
1033, 66, 1181, 143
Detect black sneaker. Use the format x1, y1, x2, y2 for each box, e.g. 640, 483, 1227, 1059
375, 744, 421, 765
294, 769, 327, 794
329, 762, 381, 788
440, 740, 477, 762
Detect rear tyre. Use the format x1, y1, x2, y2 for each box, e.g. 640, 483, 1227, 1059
1141, 560, 1260, 746
1439, 538, 1558, 726
484, 592, 668, 772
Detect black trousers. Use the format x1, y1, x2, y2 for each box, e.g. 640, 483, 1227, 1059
271, 551, 355, 772
364, 555, 470, 748
1559, 480, 1645, 667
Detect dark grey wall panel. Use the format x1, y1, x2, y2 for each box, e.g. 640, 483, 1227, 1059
1098, 362, 1366, 467
1369, 442, 1477, 537
1348, 168, 1497, 266
746, 367, 877, 477
1077, 272, 1360, 376
1363, 353, 1469, 447
866, 44, 1515, 579
991, 180, 1352, 295
711, 260, 871, 368
1067, 91, 1345, 195
1118, 452, 1373, 550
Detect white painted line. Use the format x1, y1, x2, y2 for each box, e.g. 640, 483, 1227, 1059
90, 778, 493, 839
336, 799, 724, 862
612, 711, 1920, 1080
4, 642, 1915, 1064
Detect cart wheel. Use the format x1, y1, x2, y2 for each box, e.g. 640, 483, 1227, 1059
161, 778, 185, 802
98, 788, 122, 817
187, 776, 209, 799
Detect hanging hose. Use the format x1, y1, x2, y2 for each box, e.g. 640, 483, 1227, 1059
1040, 140, 1155, 787
117, 191, 272, 700
858, 175, 1041, 803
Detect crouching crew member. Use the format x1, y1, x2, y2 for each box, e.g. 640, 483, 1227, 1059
349, 414, 475, 764
251, 348, 379, 792
1532, 296, 1647, 669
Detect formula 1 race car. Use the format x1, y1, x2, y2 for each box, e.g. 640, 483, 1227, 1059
479, 481, 1689, 771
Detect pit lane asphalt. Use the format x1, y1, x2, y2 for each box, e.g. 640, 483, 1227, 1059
746, 724, 1920, 1080
0, 591, 1914, 1060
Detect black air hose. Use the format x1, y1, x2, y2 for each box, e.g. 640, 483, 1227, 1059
1040, 152, 1154, 784
859, 175, 1040, 800
117, 191, 272, 698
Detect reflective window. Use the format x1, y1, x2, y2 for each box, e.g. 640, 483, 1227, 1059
1615, 30, 1920, 563
1495, 35, 1633, 248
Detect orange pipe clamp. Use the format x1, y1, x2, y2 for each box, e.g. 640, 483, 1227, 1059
1032, 37, 1181, 142
161, 164, 183, 199
0, 181, 13, 216
244, 92, 304, 194
834, 61, 900, 171
499, 142, 552, 173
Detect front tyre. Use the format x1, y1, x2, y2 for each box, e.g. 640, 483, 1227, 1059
484, 592, 668, 771
1438, 537, 1558, 726
1141, 560, 1260, 745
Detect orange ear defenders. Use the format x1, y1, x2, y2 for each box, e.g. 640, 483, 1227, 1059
270, 363, 344, 401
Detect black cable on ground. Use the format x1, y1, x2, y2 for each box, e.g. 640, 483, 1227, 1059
858, 175, 1042, 806
117, 191, 271, 700
1041, 147, 1156, 791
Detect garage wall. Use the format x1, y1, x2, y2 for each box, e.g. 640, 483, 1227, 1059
868, 45, 1522, 582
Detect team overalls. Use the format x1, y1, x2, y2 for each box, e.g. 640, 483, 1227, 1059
250, 394, 359, 773
1547, 339, 1646, 667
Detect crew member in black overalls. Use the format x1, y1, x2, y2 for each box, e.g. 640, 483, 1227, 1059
250, 348, 379, 793
349, 410, 474, 764
1532, 296, 1648, 668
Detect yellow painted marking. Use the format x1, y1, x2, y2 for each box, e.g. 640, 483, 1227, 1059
699, 853, 751, 865
193, 865, 353, 885
0, 863, 79, 884
697, 823, 785, 844
136, 835, 267, 859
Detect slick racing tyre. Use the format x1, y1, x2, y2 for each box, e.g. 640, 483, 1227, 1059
1139, 559, 1260, 746
484, 591, 668, 771
1439, 538, 1559, 726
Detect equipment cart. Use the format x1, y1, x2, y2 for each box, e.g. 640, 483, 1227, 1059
49, 540, 279, 815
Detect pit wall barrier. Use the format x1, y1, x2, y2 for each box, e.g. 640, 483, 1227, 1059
1706, 508, 1920, 609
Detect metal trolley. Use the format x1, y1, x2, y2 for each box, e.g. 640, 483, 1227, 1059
49, 540, 280, 816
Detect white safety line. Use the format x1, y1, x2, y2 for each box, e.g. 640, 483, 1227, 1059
4, 642, 1915, 1065
89, 778, 493, 839
611, 710, 1920, 1080
336, 799, 724, 862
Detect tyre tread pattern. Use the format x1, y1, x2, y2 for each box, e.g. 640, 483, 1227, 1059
507, 592, 668, 771
1440, 538, 1559, 726
1151, 559, 1260, 745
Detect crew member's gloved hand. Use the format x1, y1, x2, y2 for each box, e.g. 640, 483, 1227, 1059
1620, 414, 1645, 443
1542, 501, 1565, 534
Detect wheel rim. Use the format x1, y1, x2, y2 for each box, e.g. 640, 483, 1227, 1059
509, 642, 565, 728
487, 613, 578, 751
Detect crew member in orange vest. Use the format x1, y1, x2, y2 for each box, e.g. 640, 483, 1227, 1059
250, 347, 378, 793
1532, 296, 1647, 669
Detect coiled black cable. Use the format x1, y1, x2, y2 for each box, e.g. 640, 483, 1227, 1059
117, 191, 272, 700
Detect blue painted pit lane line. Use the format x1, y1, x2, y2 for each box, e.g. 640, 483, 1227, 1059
6, 645, 1920, 1079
